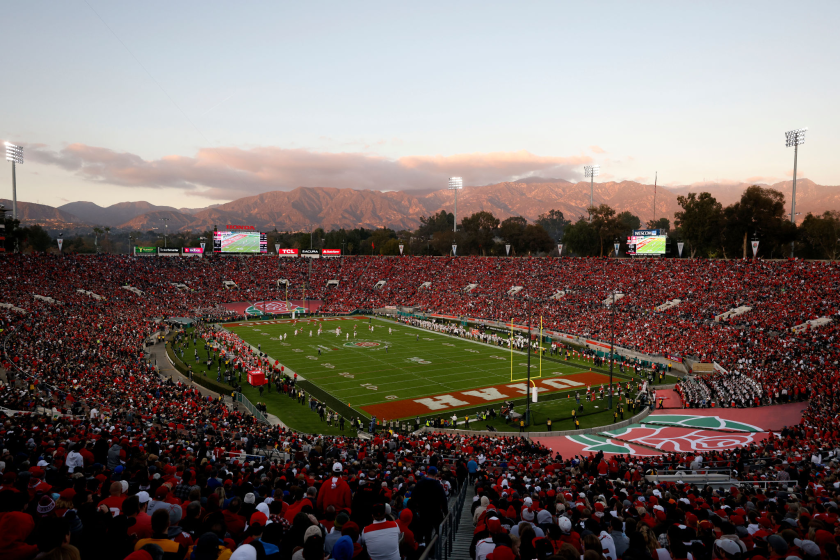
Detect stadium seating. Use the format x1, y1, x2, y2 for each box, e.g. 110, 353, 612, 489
1, 253, 839, 560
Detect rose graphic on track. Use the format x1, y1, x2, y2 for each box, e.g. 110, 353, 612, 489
605, 424, 766, 453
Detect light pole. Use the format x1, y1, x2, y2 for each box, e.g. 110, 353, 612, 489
129, 234, 136, 255
161, 217, 171, 248
448, 177, 463, 233
584, 165, 600, 221
785, 127, 807, 258
5, 143, 23, 221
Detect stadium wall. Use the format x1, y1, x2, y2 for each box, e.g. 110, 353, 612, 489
417, 407, 652, 438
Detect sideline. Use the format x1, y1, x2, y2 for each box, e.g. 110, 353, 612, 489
151, 335, 287, 428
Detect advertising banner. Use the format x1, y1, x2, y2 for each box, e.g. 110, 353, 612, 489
158, 247, 180, 256
183, 247, 203, 255
135, 246, 157, 255
301, 249, 320, 258
278, 248, 299, 257
666, 354, 683, 363
322, 249, 341, 257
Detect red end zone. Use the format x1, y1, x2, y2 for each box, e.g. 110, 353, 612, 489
361, 371, 612, 418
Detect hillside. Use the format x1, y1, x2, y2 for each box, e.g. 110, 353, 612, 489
12, 178, 840, 232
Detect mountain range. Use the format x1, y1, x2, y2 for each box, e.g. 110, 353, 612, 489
2, 178, 836, 233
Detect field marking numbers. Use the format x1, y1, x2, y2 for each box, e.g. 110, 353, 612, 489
360, 383, 378, 391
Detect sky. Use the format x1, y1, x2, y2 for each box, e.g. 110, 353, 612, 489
1, 1, 838, 209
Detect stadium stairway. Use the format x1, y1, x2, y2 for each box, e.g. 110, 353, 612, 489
450, 483, 476, 560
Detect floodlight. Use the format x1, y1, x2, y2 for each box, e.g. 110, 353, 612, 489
784, 127, 808, 258
448, 177, 464, 233
785, 128, 807, 148
584, 165, 601, 221
5, 143, 23, 164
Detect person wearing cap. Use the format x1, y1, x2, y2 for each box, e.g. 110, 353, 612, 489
361, 502, 400, 560
409, 465, 448, 545
125, 493, 154, 539
326, 511, 351, 555
318, 462, 352, 513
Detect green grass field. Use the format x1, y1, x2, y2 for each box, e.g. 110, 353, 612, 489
206, 315, 678, 433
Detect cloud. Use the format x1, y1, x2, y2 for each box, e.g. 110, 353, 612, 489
589, 145, 606, 154
24, 143, 592, 200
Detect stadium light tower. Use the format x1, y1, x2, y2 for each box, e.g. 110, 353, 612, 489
584, 165, 600, 221
160, 217, 171, 247
448, 177, 463, 232
5, 143, 23, 221
785, 127, 807, 258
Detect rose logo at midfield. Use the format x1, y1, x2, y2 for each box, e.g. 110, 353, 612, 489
343, 341, 382, 348
245, 300, 306, 316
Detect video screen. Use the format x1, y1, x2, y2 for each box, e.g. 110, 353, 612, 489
627, 235, 667, 255
213, 231, 267, 253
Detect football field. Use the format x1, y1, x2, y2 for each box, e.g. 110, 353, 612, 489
219, 233, 262, 253
225, 316, 628, 421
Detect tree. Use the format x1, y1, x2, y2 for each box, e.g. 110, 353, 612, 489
416, 211, 454, 239
23, 225, 52, 252
721, 186, 794, 259
536, 209, 571, 242
646, 217, 671, 233
589, 204, 624, 257
520, 224, 555, 255
799, 211, 840, 260
562, 218, 599, 257
460, 211, 499, 255
674, 192, 724, 258
499, 216, 528, 255
430, 230, 455, 255
616, 211, 641, 235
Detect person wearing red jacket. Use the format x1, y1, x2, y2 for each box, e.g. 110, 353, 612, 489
318, 462, 353, 514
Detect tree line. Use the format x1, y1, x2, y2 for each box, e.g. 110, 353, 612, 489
5, 185, 840, 259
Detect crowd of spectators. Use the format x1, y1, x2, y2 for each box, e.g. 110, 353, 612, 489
0, 253, 839, 560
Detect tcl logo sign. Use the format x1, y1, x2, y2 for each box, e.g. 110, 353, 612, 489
278, 248, 299, 256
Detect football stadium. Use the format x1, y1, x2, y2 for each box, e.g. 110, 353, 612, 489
3, 3, 838, 560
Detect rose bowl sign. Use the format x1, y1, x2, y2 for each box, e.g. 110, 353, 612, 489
245, 300, 305, 316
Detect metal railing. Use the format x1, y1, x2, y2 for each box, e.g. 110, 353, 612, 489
418, 478, 468, 560
235, 392, 269, 424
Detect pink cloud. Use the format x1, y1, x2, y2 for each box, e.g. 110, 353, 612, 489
24, 143, 592, 200
589, 145, 606, 154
